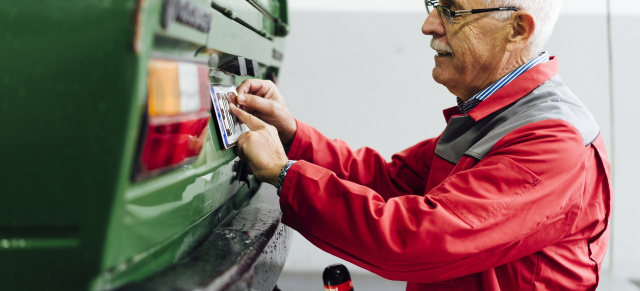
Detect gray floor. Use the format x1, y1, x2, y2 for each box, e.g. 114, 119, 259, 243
276, 271, 640, 291
277, 271, 406, 291
597, 272, 640, 291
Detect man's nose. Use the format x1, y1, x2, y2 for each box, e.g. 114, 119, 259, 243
422, 10, 445, 36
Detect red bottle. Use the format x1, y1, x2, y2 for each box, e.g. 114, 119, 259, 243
323, 264, 354, 291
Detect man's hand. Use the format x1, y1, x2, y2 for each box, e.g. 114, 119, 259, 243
230, 103, 288, 187
234, 79, 297, 148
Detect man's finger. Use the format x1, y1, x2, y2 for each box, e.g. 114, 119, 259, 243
237, 79, 274, 96
237, 93, 274, 114
229, 103, 264, 130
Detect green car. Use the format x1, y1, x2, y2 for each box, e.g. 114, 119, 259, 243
0, 0, 290, 290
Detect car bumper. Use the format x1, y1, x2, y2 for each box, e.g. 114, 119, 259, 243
116, 184, 291, 291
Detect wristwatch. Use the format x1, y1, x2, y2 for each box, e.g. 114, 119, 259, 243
277, 160, 296, 196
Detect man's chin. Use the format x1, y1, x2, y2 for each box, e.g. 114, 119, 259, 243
432, 67, 448, 85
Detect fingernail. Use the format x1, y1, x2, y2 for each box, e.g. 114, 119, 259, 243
238, 94, 246, 103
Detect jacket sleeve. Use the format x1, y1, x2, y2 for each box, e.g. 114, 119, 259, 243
279, 119, 597, 283
286, 120, 437, 200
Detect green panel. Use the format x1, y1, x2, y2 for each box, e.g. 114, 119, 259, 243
94, 165, 260, 290
206, 8, 284, 67
0, 0, 140, 290
0, 0, 287, 289
254, 0, 281, 19
212, 0, 275, 37
103, 121, 236, 266
156, 0, 210, 46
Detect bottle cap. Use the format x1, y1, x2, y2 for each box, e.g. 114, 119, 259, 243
323, 264, 353, 290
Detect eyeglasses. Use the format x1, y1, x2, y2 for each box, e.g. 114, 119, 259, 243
425, 0, 520, 26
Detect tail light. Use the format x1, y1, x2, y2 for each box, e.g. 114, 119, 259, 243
134, 58, 211, 180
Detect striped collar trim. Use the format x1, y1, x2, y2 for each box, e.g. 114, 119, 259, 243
457, 52, 550, 114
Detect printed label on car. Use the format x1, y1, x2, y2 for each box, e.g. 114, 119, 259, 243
210, 84, 248, 148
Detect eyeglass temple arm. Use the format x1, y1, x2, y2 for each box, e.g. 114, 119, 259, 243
452, 7, 520, 16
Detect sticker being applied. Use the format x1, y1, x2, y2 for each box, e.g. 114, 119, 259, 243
210, 84, 249, 148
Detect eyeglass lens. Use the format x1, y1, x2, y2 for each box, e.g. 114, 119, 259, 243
425, 0, 436, 13
425, 1, 453, 25
438, 6, 452, 25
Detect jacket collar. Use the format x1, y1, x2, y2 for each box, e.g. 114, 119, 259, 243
442, 56, 559, 123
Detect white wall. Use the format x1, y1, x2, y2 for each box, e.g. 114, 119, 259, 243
287, 0, 623, 14
609, 0, 640, 282
278, 0, 640, 283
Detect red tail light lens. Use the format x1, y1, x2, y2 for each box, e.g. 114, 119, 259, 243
134, 59, 211, 180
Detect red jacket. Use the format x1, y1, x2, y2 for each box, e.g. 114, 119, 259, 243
280, 58, 612, 290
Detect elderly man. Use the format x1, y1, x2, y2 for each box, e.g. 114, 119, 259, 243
229, 0, 612, 289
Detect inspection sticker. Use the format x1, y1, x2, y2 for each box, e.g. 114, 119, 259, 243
209, 84, 248, 148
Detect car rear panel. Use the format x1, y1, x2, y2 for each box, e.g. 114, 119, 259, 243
0, 0, 288, 290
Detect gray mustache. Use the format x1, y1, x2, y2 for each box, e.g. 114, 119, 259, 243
431, 38, 454, 53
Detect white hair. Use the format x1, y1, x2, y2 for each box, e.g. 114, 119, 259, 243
485, 0, 562, 54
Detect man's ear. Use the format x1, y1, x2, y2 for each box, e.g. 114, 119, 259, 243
505, 12, 535, 52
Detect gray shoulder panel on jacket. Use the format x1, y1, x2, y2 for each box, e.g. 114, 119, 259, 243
435, 75, 600, 164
